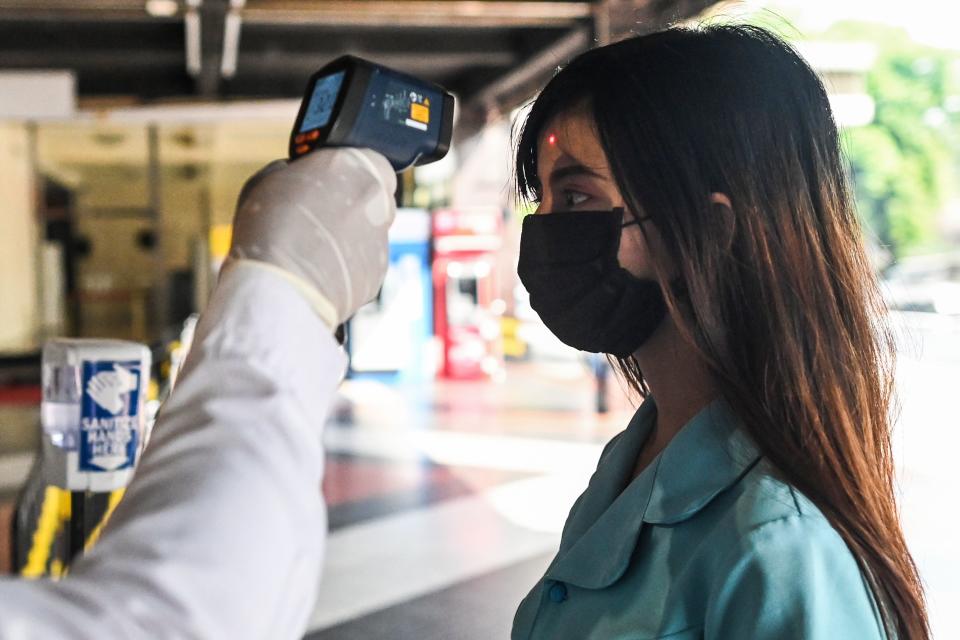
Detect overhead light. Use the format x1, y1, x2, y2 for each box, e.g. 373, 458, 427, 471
221, 0, 246, 78
145, 0, 178, 18
185, 0, 202, 77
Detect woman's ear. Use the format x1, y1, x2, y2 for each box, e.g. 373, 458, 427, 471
709, 192, 732, 209
709, 192, 736, 250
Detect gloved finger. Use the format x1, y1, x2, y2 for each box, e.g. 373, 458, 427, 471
287, 148, 397, 227
343, 148, 397, 227
236, 159, 289, 207
343, 148, 397, 199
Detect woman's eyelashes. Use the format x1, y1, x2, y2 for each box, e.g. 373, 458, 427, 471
559, 188, 592, 209
529, 183, 601, 211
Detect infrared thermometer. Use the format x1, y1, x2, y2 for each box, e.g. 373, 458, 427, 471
290, 55, 455, 171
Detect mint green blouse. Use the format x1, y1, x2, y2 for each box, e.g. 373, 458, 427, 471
512, 399, 886, 639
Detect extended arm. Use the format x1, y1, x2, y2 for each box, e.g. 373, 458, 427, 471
0, 148, 396, 639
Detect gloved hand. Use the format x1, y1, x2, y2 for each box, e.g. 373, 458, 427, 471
225, 148, 397, 330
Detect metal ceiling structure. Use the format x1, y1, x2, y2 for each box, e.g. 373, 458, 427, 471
0, 0, 719, 133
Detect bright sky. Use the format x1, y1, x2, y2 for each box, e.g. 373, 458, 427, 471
714, 0, 960, 50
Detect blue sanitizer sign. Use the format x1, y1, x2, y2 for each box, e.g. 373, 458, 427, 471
79, 360, 141, 472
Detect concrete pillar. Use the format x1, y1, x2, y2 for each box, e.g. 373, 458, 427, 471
0, 123, 39, 352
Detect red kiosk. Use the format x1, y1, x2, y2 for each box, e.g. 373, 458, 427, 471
431, 208, 503, 379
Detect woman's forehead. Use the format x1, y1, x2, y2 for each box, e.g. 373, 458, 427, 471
539, 107, 596, 146
536, 108, 610, 174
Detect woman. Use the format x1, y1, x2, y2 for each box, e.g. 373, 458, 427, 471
513, 25, 928, 639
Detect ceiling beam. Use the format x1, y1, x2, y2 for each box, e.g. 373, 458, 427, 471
0, 0, 159, 21
241, 1, 593, 28
0, 49, 516, 80
468, 26, 591, 112
0, 51, 183, 69
0, 0, 596, 26
598, 0, 720, 42
453, 25, 591, 143
234, 50, 518, 78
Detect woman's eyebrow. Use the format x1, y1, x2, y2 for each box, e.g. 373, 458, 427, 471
549, 163, 606, 182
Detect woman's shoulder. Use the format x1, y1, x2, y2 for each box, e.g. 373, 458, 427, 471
711, 459, 849, 550
700, 461, 885, 638
699, 458, 867, 583
724, 458, 828, 527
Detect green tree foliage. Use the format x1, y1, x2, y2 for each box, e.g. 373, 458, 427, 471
823, 22, 960, 257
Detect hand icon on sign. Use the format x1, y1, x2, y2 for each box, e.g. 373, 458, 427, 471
87, 364, 139, 415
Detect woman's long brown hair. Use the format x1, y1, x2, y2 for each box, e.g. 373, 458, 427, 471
516, 24, 928, 639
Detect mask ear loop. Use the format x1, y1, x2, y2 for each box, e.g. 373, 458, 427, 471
619, 207, 650, 228
617, 206, 683, 297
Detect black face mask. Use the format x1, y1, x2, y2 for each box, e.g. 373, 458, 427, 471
517, 208, 668, 358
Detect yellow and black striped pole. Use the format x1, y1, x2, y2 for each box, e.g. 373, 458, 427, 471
16, 485, 124, 578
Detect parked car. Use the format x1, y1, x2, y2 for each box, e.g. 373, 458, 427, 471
882, 253, 960, 315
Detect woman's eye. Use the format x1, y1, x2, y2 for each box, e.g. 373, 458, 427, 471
561, 190, 591, 208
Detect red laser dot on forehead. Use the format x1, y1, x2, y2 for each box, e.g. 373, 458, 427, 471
548, 133, 557, 145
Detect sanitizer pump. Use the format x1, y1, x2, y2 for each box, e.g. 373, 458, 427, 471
13, 339, 151, 576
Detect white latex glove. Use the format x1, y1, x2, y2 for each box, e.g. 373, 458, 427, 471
225, 147, 397, 330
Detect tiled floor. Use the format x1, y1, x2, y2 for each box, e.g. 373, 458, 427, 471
1, 312, 958, 638
305, 360, 626, 636
324, 454, 535, 531
304, 553, 553, 640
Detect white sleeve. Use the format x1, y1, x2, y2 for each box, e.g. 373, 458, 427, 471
0, 262, 347, 640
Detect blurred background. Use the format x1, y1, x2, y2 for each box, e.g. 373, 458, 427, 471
0, 0, 957, 637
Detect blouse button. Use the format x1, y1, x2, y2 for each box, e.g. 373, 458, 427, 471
548, 581, 568, 603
